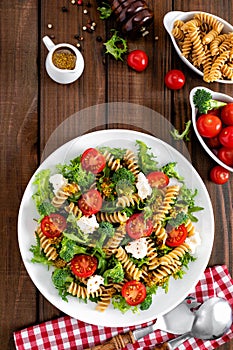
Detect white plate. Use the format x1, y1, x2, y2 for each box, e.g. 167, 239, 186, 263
163, 11, 233, 84
190, 86, 233, 172
18, 129, 214, 327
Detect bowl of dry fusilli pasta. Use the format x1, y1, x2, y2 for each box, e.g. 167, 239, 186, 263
164, 11, 233, 83
18, 130, 214, 327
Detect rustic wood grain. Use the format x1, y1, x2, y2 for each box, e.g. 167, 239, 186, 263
0, 0, 232, 349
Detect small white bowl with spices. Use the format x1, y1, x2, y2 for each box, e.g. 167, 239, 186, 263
43, 36, 84, 84
163, 11, 233, 84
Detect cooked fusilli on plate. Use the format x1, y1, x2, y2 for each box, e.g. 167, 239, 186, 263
29, 139, 204, 314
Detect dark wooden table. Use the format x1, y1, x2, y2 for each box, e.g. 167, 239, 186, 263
1, 0, 232, 349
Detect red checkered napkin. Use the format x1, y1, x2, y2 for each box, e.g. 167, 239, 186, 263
14, 265, 233, 350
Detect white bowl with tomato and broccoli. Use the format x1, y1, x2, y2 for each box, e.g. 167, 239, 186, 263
190, 87, 233, 184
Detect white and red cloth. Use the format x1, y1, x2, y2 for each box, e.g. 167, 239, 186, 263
14, 265, 233, 350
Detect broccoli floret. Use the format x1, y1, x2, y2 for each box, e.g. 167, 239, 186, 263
167, 211, 189, 228
37, 201, 56, 217
92, 221, 115, 252
115, 179, 135, 196
140, 294, 152, 310
161, 162, 184, 181
51, 268, 73, 301
52, 268, 73, 288
57, 156, 95, 191
95, 221, 115, 248
140, 284, 158, 310
112, 167, 135, 184
98, 221, 115, 237
193, 89, 226, 114
59, 236, 86, 262
103, 260, 124, 284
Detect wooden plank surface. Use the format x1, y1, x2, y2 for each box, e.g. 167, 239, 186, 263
0, 0, 232, 349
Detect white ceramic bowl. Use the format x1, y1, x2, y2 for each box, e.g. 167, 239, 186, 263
190, 86, 233, 172
163, 11, 233, 84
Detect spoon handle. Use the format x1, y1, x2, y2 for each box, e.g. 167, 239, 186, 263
165, 333, 191, 349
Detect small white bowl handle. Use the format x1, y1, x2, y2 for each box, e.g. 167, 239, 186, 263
42, 36, 55, 52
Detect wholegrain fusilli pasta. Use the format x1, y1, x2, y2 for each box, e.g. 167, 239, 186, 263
172, 12, 233, 82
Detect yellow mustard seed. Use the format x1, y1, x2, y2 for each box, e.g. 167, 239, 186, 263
52, 48, 76, 70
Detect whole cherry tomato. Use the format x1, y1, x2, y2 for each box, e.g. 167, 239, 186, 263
221, 103, 233, 125
218, 126, 233, 148
196, 114, 222, 138
218, 147, 233, 166
164, 69, 185, 90
205, 136, 222, 149
127, 50, 148, 72
209, 165, 230, 184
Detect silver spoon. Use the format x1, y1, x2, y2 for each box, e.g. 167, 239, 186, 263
164, 297, 232, 350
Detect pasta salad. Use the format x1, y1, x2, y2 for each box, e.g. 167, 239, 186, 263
30, 140, 203, 313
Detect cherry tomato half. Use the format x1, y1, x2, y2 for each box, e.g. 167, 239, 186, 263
78, 189, 103, 216
218, 147, 233, 166
127, 50, 149, 72
218, 126, 233, 148
166, 224, 187, 247
121, 280, 147, 306
221, 103, 233, 125
196, 114, 222, 138
146, 171, 169, 189
81, 148, 106, 174
164, 69, 185, 90
209, 166, 230, 185
41, 213, 67, 238
71, 254, 98, 278
126, 213, 153, 240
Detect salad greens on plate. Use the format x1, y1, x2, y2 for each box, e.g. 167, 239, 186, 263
30, 140, 202, 314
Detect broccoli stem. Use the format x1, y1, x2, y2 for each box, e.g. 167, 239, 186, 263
208, 100, 227, 111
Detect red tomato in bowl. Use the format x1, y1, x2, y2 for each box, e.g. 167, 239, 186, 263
127, 50, 148, 72
218, 147, 233, 166
221, 103, 233, 125
126, 213, 153, 239
196, 114, 222, 138
121, 280, 146, 306
205, 136, 222, 149
209, 166, 230, 185
218, 126, 233, 148
164, 69, 185, 90
81, 148, 106, 174
207, 108, 221, 117
78, 189, 103, 216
